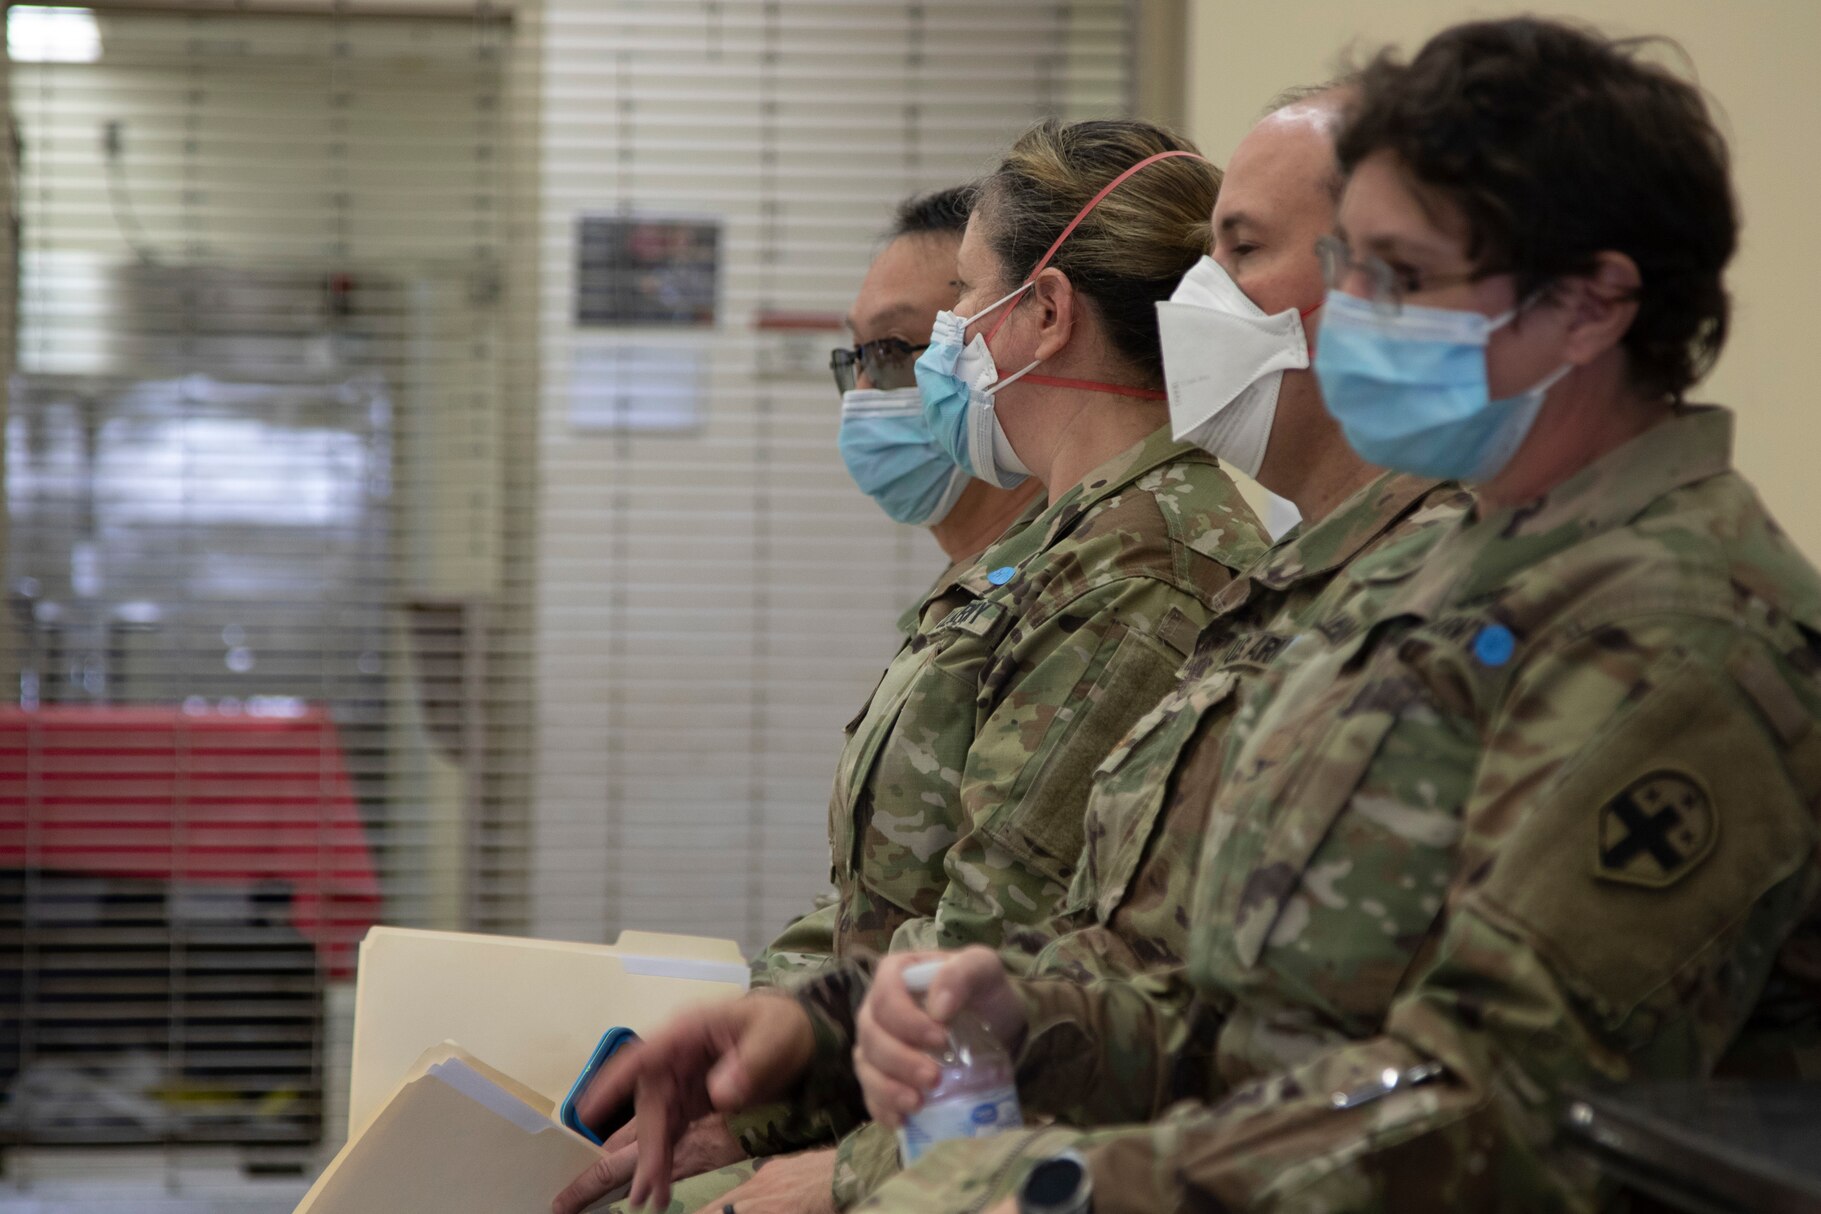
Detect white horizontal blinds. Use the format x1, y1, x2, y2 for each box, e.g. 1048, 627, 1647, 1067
527, 1, 1133, 952
4, 3, 511, 1160
0, 0, 1133, 1189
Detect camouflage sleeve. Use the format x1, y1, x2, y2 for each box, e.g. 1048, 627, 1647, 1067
1072, 933, 1586, 1211
747, 896, 839, 990
886, 575, 1206, 958
831, 1121, 901, 1210
1077, 623, 1821, 1212
732, 898, 844, 1153
851, 1125, 1097, 1213
991, 669, 1246, 1118
727, 962, 876, 1157
1002, 963, 1209, 1127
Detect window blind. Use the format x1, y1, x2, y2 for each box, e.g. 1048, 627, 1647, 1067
2, 0, 514, 1178
0, 0, 1135, 1196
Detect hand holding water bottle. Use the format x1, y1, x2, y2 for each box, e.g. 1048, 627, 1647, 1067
854, 948, 1030, 1160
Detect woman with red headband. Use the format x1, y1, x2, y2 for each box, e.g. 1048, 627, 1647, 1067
550, 119, 1269, 1214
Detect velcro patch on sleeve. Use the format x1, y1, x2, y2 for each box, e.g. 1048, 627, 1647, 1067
1473, 647, 1818, 1024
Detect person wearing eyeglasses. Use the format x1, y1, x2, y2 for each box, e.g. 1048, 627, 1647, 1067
824, 18, 1821, 1214
575, 187, 1050, 1214
832, 187, 1045, 569
561, 79, 1479, 1214
553, 119, 1274, 1214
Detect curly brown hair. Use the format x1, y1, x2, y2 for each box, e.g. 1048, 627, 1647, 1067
1336, 17, 1737, 402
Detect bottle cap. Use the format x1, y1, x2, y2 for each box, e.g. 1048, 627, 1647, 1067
901, 960, 945, 993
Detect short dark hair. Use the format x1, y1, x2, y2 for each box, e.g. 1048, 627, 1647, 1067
1336, 17, 1737, 401
888, 185, 975, 240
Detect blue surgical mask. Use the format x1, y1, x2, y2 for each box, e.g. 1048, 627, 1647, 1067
1313, 290, 1571, 482
914, 283, 1037, 490
838, 386, 971, 526
915, 148, 1203, 489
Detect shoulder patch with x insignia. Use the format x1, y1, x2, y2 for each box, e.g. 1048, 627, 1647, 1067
1596, 769, 1717, 889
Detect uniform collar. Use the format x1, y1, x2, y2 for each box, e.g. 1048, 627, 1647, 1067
1396, 405, 1735, 613
946, 425, 1209, 598
947, 492, 1052, 600
1038, 424, 1214, 549
1248, 472, 1450, 592
897, 551, 980, 635
1489, 405, 1733, 542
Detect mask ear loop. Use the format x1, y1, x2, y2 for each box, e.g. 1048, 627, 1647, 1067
983, 148, 1211, 348
961, 281, 1035, 330
1296, 300, 1322, 358
1484, 287, 1554, 336
987, 360, 1042, 395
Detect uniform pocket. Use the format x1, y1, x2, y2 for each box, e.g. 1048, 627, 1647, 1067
1082, 671, 1241, 925
829, 640, 941, 874
1192, 653, 1466, 1031
1226, 694, 1405, 967
982, 625, 1185, 887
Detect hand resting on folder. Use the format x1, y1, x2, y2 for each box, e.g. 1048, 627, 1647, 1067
553, 994, 816, 1214
557, 1030, 746, 1214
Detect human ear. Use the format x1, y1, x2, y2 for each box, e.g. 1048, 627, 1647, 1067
1027, 266, 1075, 362
1560, 250, 1642, 367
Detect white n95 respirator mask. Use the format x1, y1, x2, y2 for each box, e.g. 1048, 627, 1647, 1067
1155, 256, 1311, 478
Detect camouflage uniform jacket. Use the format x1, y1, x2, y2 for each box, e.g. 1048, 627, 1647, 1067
860, 406, 1821, 1213
738, 426, 1267, 1153
826, 473, 1468, 1206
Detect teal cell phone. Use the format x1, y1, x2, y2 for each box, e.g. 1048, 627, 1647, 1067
557, 1026, 640, 1146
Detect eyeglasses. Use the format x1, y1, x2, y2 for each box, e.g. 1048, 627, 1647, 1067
1314, 234, 1489, 316
830, 337, 929, 393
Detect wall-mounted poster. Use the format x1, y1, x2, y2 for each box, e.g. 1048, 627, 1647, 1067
575, 214, 720, 327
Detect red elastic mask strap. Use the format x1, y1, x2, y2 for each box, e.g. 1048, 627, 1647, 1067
1297, 300, 1322, 357
1020, 373, 1169, 402
984, 148, 1211, 345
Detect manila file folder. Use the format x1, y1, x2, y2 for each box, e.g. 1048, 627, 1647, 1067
294, 1042, 609, 1214
346, 926, 749, 1139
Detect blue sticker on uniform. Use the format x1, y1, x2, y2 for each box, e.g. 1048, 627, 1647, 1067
1473, 624, 1515, 667
988, 566, 1016, 586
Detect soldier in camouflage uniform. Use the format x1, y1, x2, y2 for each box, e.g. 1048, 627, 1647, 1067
556, 121, 1267, 1214
601, 186, 1047, 1213
820, 84, 1480, 1204
838, 18, 1821, 1214
567, 82, 1476, 1214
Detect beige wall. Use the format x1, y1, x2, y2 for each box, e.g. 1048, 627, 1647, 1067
1183, 1, 1821, 557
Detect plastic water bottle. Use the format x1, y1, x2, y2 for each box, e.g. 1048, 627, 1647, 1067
896, 959, 1023, 1164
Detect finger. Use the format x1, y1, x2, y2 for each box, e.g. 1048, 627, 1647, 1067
868, 957, 949, 1051
854, 1049, 923, 1130
576, 1041, 644, 1128
856, 1005, 942, 1093
705, 998, 814, 1111
629, 1069, 677, 1211
551, 1145, 635, 1214
925, 947, 1006, 1023
602, 1114, 639, 1154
